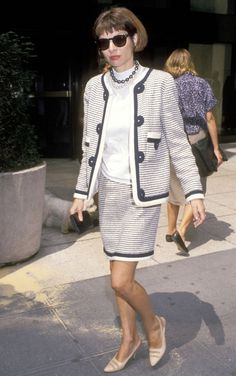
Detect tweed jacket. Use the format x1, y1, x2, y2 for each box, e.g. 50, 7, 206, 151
74, 67, 204, 207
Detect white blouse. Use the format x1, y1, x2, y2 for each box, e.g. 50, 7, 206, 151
101, 64, 147, 184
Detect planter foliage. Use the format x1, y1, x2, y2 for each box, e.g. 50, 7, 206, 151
0, 31, 40, 172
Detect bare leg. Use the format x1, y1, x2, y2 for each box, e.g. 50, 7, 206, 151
110, 260, 139, 361
179, 203, 193, 240
167, 202, 180, 235
110, 260, 162, 362
115, 294, 140, 360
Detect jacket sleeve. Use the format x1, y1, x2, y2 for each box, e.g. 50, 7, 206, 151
161, 73, 204, 202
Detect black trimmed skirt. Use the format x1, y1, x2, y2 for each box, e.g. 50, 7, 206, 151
98, 174, 161, 261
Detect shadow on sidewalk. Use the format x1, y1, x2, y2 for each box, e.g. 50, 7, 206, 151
0, 225, 100, 280
0, 284, 46, 315
186, 212, 234, 251
150, 291, 225, 351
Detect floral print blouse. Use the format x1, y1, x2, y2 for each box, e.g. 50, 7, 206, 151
175, 72, 217, 135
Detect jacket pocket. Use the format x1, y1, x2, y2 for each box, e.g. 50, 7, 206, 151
147, 132, 161, 150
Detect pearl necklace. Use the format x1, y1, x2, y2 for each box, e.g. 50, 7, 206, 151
110, 61, 139, 85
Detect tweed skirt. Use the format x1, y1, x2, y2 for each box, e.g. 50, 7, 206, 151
98, 174, 161, 261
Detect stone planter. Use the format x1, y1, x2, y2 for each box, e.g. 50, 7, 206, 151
0, 162, 46, 265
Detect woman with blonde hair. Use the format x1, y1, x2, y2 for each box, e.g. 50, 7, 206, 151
70, 12, 205, 372
164, 48, 223, 254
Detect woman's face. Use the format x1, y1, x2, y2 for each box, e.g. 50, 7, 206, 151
98, 28, 137, 72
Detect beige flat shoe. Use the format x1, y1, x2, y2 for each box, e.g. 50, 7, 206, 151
104, 339, 142, 373
149, 316, 166, 367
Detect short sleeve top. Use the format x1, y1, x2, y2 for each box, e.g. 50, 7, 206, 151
175, 72, 217, 135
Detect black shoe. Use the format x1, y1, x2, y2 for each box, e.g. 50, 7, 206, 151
165, 234, 173, 242
171, 231, 189, 255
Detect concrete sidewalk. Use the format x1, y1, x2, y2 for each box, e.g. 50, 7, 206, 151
0, 143, 236, 375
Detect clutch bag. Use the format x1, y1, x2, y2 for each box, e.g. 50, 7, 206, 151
191, 136, 228, 177
70, 211, 92, 234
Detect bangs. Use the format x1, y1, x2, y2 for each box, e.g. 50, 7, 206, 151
94, 13, 136, 38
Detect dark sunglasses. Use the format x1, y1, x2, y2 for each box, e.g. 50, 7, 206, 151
96, 34, 129, 51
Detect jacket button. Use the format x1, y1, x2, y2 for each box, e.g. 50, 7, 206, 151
96, 123, 102, 134
135, 83, 145, 93
88, 157, 95, 167
138, 151, 145, 163
136, 116, 144, 127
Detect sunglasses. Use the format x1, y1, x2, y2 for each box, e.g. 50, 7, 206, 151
96, 34, 129, 51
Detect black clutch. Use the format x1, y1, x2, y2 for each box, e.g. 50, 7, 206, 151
70, 211, 92, 234
191, 136, 228, 177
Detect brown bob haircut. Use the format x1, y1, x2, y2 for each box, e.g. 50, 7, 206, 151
164, 48, 197, 78
93, 7, 148, 52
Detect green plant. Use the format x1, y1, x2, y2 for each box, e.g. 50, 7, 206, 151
0, 31, 40, 172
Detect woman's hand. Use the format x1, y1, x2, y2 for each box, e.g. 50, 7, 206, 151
69, 198, 85, 221
191, 199, 206, 228
214, 148, 223, 167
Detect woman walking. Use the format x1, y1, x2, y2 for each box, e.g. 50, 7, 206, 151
70, 8, 205, 372
164, 48, 223, 254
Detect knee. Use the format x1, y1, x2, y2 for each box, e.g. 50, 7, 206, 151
111, 278, 130, 296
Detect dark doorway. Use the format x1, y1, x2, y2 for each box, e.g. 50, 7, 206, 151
34, 63, 72, 158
